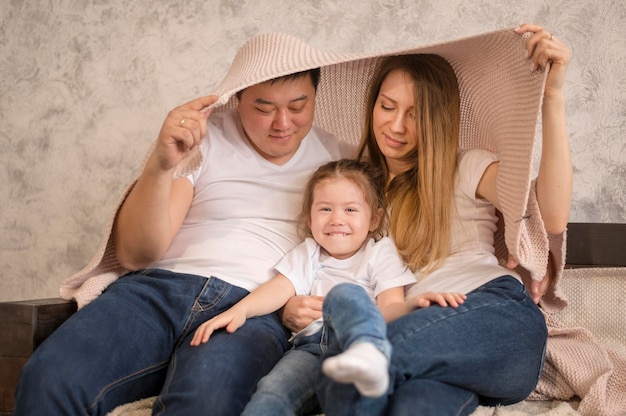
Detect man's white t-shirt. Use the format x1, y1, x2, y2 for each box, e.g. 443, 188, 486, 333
152, 109, 353, 291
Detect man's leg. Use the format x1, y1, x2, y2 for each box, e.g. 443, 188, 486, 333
14, 270, 208, 416
152, 276, 291, 416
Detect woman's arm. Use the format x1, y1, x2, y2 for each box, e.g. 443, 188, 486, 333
478, 26, 572, 233
517, 23, 573, 235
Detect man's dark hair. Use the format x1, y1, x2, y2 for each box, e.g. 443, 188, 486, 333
236, 68, 321, 100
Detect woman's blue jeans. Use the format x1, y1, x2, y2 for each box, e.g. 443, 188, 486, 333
317, 276, 548, 416
241, 283, 390, 416
13, 269, 291, 416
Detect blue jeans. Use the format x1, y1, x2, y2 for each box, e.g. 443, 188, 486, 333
317, 276, 548, 416
242, 283, 390, 416
13, 269, 290, 416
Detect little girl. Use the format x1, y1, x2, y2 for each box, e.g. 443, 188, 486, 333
191, 158, 465, 414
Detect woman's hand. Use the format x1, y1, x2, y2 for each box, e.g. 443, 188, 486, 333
514, 24, 571, 99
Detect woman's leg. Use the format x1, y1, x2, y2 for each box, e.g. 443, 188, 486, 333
387, 379, 478, 416
13, 270, 208, 416
319, 276, 547, 416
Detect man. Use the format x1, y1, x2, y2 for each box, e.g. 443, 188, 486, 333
14, 62, 351, 415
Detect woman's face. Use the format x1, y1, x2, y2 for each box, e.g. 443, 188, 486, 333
372, 68, 417, 176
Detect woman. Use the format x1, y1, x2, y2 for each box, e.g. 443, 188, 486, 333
289, 23, 572, 415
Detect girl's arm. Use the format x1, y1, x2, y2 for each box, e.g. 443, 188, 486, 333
377, 287, 466, 323
190, 273, 296, 346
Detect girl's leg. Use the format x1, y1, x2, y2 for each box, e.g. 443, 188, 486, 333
321, 283, 390, 357
241, 345, 323, 416
319, 283, 391, 397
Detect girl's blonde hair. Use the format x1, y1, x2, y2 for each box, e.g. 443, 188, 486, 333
357, 54, 460, 273
298, 159, 387, 241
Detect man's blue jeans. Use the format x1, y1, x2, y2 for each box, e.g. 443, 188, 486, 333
241, 283, 390, 416
317, 276, 548, 416
13, 269, 291, 416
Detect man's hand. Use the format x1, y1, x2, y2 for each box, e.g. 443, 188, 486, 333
280, 295, 324, 332
151, 95, 218, 173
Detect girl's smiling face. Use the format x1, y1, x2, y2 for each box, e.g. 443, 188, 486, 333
308, 178, 381, 260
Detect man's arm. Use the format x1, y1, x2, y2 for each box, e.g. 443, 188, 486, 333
114, 95, 218, 270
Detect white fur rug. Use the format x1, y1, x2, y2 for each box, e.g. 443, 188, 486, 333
107, 397, 580, 416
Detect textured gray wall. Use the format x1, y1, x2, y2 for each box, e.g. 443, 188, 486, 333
1, 0, 625, 301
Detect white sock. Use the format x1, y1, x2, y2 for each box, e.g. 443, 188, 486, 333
321, 342, 389, 397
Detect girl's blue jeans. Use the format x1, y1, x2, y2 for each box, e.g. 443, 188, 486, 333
317, 276, 548, 416
242, 283, 390, 416
13, 269, 291, 416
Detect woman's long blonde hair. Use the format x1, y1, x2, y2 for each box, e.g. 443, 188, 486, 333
356, 54, 460, 274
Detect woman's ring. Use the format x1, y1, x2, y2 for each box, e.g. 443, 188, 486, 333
550, 33, 554, 40
179, 118, 186, 127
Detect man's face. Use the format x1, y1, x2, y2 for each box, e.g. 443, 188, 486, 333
237, 75, 316, 165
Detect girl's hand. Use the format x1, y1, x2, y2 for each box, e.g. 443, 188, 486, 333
407, 291, 466, 309
190, 308, 247, 346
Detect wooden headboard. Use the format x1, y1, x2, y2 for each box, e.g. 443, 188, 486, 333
565, 222, 626, 267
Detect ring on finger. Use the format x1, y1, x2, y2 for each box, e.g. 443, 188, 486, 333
179, 118, 186, 127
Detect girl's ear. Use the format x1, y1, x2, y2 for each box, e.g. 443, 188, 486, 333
370, 207, 384, 231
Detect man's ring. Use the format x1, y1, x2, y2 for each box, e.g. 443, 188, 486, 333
179, 118, 186, 127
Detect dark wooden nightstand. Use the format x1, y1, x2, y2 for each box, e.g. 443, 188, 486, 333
0, 298, 77, 415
